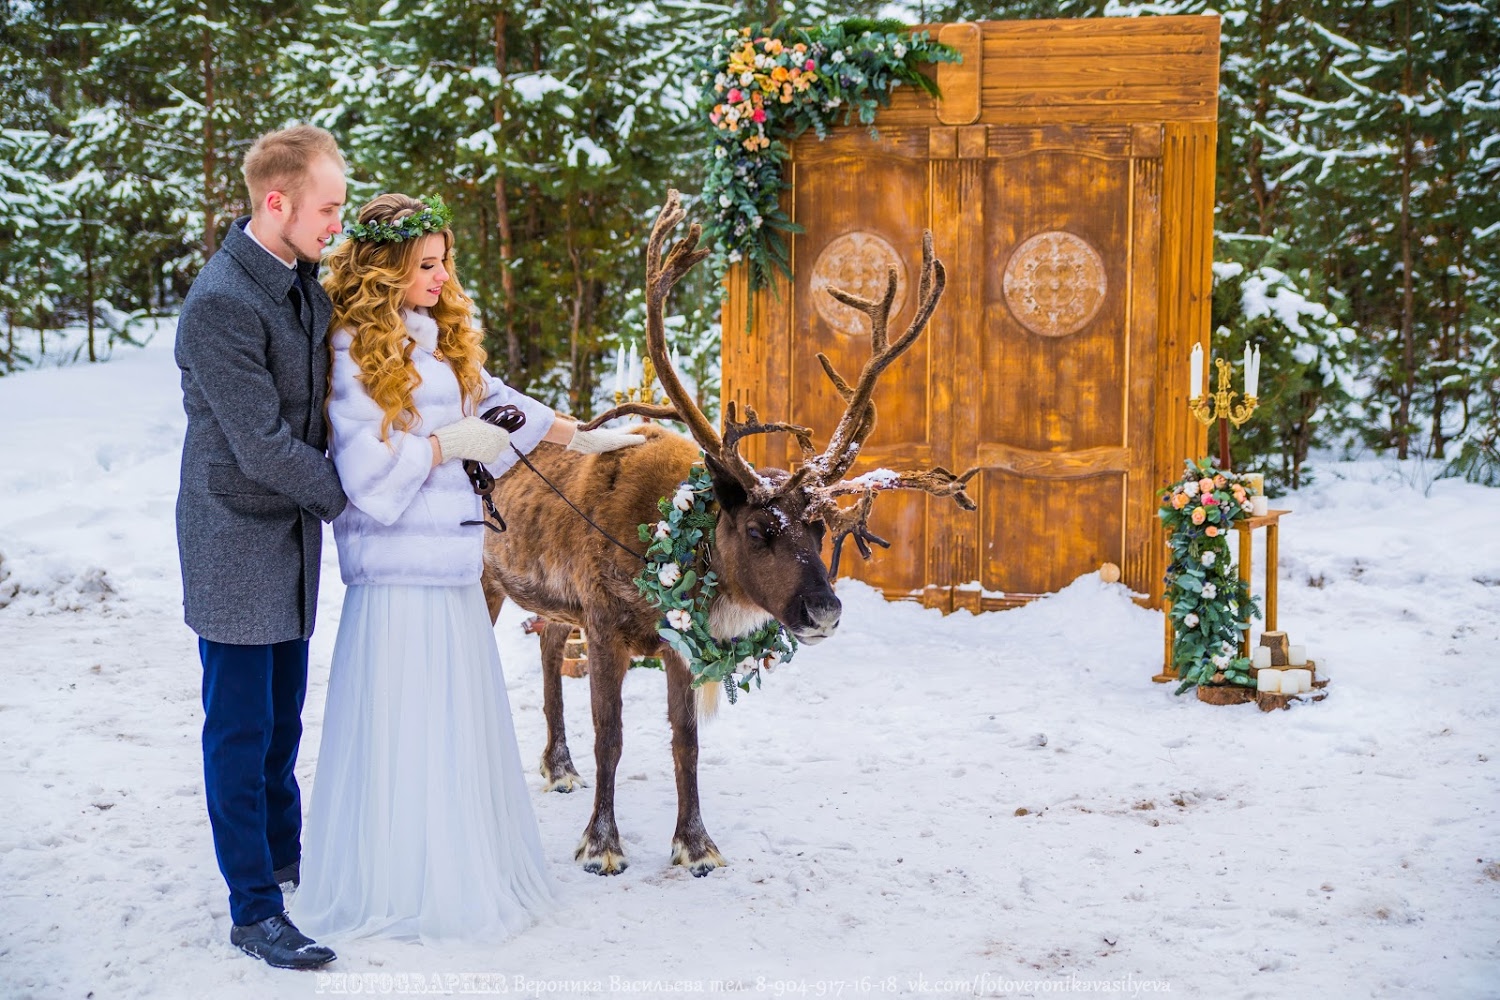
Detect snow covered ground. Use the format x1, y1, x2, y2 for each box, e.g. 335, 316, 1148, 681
2, 326, 1498, 1000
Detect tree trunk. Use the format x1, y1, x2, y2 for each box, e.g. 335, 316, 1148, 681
1395, 6, 1415, 460
492, 7, 521, 381
202, 21, 218, 257
84, 222, 97, 363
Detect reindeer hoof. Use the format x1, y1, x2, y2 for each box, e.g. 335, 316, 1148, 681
539, 754, 585, 793
671, 837, 727, 877
576, 835, 628, 876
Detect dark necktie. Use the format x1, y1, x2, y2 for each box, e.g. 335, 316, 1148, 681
292, 268, 314, 331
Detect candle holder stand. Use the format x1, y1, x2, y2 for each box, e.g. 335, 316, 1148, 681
1189, 356, 1258, 471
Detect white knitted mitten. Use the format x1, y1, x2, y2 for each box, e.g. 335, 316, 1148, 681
432, 416, 510, 464
566, 426, 647, 454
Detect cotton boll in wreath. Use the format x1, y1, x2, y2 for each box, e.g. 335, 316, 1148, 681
658, 563, 682, 587
653, 520, 672, 539
666, 608, 693, 630
1202, 582, 1218, 599
672, 489, 694, 511
1201, 552, 1216, 567
1184, 612, 1200, 628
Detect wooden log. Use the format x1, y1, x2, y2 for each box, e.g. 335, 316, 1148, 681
1259, 630, 1290, 666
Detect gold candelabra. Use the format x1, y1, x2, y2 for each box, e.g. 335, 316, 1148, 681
1190, 356, 1258, 427
614, 354, 663, 407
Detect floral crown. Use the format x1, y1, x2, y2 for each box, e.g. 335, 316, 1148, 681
342, 197, 453, 244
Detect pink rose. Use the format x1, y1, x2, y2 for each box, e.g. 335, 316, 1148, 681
805, 59, 816, 71
1204, 495, 1219, 506
752, 108, 767, 123
727, 88, 742, 103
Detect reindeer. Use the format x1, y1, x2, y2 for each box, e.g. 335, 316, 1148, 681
480, 190, 976, 876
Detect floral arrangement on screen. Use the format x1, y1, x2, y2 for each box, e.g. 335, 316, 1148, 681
1159, 459, 1262, 694
699, 18, 960, 291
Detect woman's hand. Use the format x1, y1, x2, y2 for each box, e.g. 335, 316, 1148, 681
566, 425, 647, 454
431, 416, 511, 464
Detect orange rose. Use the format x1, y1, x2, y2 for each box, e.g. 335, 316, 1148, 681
1213, 474, 1226, 488
1172, 492, 1188, 509
1191, 507, 1207, 525
1206, 525, 1220, 537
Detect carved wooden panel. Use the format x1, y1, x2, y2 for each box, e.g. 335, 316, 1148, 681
720, 17, 1218, 610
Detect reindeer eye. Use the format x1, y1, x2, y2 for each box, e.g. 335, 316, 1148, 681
746, 524, 769, 544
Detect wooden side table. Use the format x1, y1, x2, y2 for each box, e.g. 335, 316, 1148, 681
1155, 508, 1290, 682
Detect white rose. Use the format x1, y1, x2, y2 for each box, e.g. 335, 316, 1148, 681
1202, 583, 1218, 600
658, 563, 682, 587
1184, 612, 1199, 628
740, 71, 754, 86
666, 608, 693, 631
831, 50, 845, 64
728, 250, 742, 263
718, 193, 732, 208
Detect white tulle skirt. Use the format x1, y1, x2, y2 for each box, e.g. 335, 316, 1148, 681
290, 582, 557, 944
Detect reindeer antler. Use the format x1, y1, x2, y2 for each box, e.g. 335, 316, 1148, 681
805, 230, 947, 486
645, 191, 813, 500
797, 233, 982, 575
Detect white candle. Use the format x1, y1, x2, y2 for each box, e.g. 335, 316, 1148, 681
1285, 668, 1311, 694
671, 344, 681, 373
1190, 343, 1204, 399
1250, 345, 1261, 397
1252, 647, 1272, 670
1256, 669, 1281, 694
1251, 495, 1269, 517
1288, 645, 1307, 667
628, 341, 640, 388
614, 348, 626, 395
1243, 344, 1252, 397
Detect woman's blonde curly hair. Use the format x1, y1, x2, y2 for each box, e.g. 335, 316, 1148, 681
323, 193, 488, 441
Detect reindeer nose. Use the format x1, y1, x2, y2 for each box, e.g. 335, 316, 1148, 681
796, 594, 842, 644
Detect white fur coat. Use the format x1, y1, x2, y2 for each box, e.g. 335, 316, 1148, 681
327, 308, 555, 586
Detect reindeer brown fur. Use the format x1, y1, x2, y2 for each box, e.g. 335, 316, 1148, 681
480, 190, 975, 877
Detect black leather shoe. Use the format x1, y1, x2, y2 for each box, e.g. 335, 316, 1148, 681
273, 860, 300, 891
230, 911, 335, 970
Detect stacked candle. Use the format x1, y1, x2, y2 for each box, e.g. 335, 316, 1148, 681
1256, 668, 1312, 694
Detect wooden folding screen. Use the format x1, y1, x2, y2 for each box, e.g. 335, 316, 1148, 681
720, 16, 1218, 611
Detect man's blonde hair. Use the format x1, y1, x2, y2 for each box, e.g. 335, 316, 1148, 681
242, 124, 345, 214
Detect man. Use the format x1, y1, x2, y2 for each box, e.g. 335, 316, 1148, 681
175, 124, 348, 970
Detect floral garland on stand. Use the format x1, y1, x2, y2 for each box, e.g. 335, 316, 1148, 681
700, 18, 960, 291
633, 466, 798, 704
1159, 459, 1263, 695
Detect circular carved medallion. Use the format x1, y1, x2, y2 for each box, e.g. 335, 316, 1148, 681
1002, 231, 1107, 337
810, 232, 907, 336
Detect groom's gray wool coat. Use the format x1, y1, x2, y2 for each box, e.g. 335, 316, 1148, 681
176, 216, 347, 645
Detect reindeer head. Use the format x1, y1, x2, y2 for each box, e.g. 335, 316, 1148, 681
612, 190, 976, 644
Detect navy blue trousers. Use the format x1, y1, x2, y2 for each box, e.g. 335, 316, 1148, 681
199, 637, 308, 926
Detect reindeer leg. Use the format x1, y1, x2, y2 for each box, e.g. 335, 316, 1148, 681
663, 649, 726, 876
538, 622, 584, 793
576, 633, 628, 875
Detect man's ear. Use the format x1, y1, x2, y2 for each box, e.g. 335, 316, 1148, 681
702, 452, 748, 512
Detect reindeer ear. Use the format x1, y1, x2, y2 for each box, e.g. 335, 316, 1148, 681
702, 453, 749, 511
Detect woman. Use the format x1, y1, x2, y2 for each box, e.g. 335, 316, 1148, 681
290, 194, 640, 943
